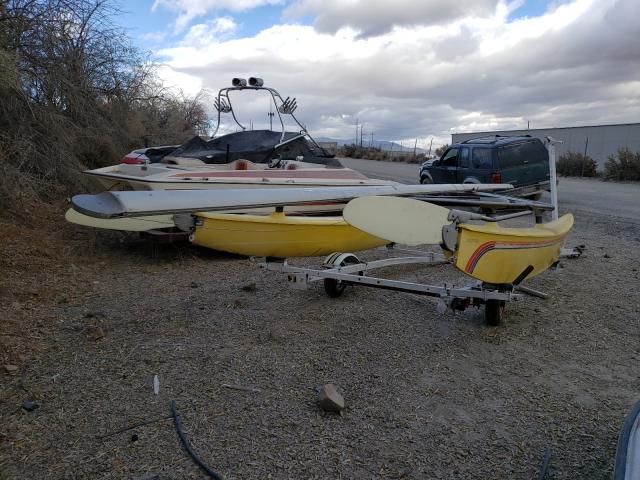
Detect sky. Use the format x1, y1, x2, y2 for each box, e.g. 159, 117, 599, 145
117, 0, 640, 148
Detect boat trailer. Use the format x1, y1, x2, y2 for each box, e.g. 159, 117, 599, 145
261, 246, 582, 326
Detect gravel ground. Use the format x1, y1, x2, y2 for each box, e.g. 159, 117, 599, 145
1, 202, 639, 479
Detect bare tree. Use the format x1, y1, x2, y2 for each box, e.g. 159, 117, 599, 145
0, 0, 210, 211
435, 144, 449, 157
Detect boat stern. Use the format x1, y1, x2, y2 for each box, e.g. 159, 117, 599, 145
453, 214, 574, 284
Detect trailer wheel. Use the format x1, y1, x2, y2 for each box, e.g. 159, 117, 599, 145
323, 255, 360, 298
485, 300, 503, 326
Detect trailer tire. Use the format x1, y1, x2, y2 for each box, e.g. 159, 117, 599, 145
485, 300, 503, 326
323, 255, 360, 298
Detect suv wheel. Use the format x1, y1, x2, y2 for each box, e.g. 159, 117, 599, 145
463, 178, 481, 184
420, 176, 433, 184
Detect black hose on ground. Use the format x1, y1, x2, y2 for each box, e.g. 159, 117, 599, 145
171, 400, 225, 480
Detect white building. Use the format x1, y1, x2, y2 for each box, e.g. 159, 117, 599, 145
451, 122, 640, 170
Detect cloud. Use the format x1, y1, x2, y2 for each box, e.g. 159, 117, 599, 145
181, 17, 238, 47
156, 65, 204, 96
284, 0, 500, 37
157, 0, 640, 148
152, 0, 282, 32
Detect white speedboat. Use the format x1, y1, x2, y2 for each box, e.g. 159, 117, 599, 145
84, 78, 392, 215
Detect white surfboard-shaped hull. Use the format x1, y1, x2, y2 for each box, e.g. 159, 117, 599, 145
65, 209, 176, 231
71, 183, 513, 219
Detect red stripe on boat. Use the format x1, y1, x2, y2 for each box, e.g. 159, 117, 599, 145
464, 237, 565, 274
170, 170, 369, 180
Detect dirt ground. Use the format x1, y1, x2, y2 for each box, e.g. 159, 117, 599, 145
1, 201, 639, 479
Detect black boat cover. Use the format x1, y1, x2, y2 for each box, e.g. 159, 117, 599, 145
146, 130, 340, 167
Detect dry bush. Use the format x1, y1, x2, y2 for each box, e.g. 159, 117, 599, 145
0, 0, 208, 215
557, 151, 598, 177
604, 148, 640, 181
338, 144, 358, 158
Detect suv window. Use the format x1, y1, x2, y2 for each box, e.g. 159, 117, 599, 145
498, 141, 548, 167
498, 143, 524, 168
472, 148, 493, 169
459, 147, 470, 168
441, 148, 458, 166
526, 141, 549, 164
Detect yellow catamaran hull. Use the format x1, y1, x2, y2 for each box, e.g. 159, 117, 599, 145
191, 211, 388, 257
454, 214, 574, 284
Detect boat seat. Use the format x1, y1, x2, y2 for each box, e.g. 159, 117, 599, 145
229, 159, 263, 170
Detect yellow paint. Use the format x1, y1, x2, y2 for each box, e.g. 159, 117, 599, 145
454, 214, 574, 284
191, 211, 388, 257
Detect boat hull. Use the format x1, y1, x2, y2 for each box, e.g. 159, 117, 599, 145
191, 211, 388, 257
85, 166, 390, 215
454, 214, 574, 284
86, 163, 389, 188
65, 208, 176, 231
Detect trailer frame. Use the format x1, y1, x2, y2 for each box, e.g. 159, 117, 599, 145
261, 249, 521, 326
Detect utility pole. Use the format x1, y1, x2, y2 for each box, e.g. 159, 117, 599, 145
370, 132, 374, 148
428, 137, 433, 157
360, 124, 364, 147
268, 104, 274, 130
355, 118, 359, 145
581, 137, 589, 177
413, 138, 417, 157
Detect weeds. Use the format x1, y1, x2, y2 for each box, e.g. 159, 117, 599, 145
0, 1, 209, 216
557, 151, 598, 177
604, 148, 640, 181
339, 144, 426, 164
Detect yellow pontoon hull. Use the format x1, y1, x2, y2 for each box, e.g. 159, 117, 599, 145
191, 212, 388, 257
454, 214, 574, 284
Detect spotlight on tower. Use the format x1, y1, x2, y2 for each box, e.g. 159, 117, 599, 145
249, 77, 264, 87
232, 78, 247, 87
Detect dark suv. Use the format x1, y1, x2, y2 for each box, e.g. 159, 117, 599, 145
420, 135, 551, 197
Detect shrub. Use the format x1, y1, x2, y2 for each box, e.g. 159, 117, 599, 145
604, 148, 640, 181
339, 144, 357, 157
0, 0, 208, 215
556, 151, 598, 177
339, 145, 393, 161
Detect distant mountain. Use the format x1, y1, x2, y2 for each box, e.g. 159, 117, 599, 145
315, 137, 427, 153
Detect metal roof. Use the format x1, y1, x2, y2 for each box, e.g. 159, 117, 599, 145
452, 122, 640, 136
